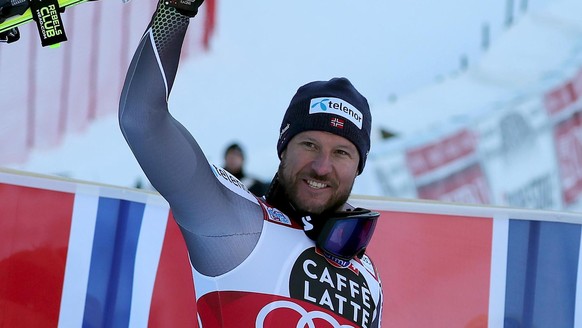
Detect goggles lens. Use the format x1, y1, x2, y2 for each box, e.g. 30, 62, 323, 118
317, 211, 378, 261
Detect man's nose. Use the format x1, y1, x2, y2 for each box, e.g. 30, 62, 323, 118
311, 152, 333, 176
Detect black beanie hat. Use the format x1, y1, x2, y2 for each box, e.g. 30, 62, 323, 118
277, 77, 372, 174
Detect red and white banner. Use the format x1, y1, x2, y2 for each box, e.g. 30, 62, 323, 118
553, 112, 582, 205
404, 128, 491, 205
0, 0, 216, 166
546, 69, 582, 207
372, 66, 582, 211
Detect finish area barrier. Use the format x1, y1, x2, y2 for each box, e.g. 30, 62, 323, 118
1, 169, 581, 327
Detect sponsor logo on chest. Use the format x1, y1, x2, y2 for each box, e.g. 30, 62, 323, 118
289, 248, 376, 328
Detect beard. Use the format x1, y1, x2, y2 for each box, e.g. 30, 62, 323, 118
276, 158, 354, 216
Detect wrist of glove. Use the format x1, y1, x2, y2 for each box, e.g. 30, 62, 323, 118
164, 0, 204, 17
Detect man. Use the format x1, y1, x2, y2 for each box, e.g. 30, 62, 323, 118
223, 142, 269, 196
119, 0, 383, 327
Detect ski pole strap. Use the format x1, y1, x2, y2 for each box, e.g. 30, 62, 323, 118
29, 0, 67, 46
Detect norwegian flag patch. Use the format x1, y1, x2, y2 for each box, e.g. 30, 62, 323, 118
330, 117, 345, 128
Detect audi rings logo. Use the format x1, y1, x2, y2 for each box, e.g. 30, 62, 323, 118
256, 300, 355, 328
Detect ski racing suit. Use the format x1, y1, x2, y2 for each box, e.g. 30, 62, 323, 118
119, 3, 383, 327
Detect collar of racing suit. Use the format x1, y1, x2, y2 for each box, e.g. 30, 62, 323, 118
264, 173, 332, 241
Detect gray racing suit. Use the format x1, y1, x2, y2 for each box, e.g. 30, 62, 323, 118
118, 3, 382, 327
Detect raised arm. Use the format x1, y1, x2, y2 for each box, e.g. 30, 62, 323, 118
118, 1, 263, 276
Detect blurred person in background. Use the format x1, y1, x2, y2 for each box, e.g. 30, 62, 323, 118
223, 142, 269, 196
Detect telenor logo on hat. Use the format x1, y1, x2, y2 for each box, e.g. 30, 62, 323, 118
309, 97, 363, 129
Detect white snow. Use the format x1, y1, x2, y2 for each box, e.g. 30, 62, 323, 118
5, 0, 576, 203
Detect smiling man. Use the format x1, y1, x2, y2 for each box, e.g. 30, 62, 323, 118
278, 131, 359, 214
273, 78, 371, 217
119, 0, 383, 327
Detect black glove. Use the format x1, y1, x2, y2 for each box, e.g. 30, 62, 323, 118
164, 0, 204, 17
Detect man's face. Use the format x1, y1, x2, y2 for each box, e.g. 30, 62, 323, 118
278, 130, 360, 215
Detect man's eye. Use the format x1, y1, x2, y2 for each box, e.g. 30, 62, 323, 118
336, 149, 351, 157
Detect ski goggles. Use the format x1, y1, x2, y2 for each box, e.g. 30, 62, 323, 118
316, 208, 379, 261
